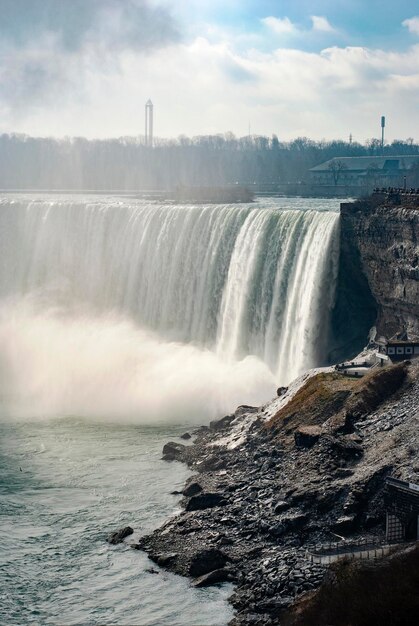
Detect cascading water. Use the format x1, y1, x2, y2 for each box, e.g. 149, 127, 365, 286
0, 195, 340, 422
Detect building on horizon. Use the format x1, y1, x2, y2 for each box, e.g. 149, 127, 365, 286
309, 155, 419, 189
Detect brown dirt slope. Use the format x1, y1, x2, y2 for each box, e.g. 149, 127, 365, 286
267, 363, 408, 440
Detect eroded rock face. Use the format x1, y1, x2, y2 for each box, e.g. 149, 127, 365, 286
335, 201, 419, 346
135, 362, 419, 625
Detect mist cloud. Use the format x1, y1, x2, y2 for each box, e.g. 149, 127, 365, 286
0, 0, 180, 111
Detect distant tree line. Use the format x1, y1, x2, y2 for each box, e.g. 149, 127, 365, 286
0, 132, 418, 190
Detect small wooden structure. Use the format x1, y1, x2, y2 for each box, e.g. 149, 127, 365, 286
385, 477, 419, 542
379, 340, 419, 362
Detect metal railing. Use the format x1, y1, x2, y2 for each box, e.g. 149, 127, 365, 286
305, 537, 396, 565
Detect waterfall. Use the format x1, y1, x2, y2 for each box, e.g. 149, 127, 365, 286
0, 196, 340, 421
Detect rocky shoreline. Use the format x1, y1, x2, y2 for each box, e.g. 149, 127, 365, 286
134, 361, 419, 625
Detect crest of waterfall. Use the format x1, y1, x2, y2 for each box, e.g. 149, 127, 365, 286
0, 196, 340, 420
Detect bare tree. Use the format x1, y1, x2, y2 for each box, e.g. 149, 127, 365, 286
328, 159, 348, 185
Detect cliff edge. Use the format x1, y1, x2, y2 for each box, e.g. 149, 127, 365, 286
331, 197, 419, 360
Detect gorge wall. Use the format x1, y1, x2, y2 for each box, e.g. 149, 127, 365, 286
332, 196, 419, 359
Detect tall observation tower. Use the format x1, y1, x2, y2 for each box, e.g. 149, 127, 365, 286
145, 99, 153, 147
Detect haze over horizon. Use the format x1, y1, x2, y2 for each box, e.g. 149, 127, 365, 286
1, 0, 419, 142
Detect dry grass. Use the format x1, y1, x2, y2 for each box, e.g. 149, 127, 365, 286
267, 363, 408, 438
267, 373, 356, 434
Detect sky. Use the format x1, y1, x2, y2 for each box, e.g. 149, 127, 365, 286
0, 0, 418, 142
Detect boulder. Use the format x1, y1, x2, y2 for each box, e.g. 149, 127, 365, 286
185, 492, 227, 511
234, 405, 259, 418
162, 441, 186, 461
201, 453, 227, 471
192, 567, 234, 587
180, 432, 191, 440
294, 425, 322, 448
332, 515, 356, 534
274, 500, 290, 514
209, 414, 235, 431
188, 548, 228, 577
107, 526, 134, 545
329, 435, 363, 458
183, 481, 203, 497
153, 552, 178, 567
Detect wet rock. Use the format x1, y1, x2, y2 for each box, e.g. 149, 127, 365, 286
180, 432, 192, 440
153, 552, 178, 567
209, 414, 235, 431
200, 454, 227, 471
162, 441, 186, 461
188, 548, 228, 577
107, 526, 134, 545
185, 492, 227, 511
234, 405, 259, 418
183, 481, 203, 497
192, 567, 234, 587
294, 425, 322, 448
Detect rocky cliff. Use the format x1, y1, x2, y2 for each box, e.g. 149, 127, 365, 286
331, 196, 419, 358
135, 361, 419, 625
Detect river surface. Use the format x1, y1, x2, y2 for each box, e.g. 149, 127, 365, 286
0, 195, 345, 624
0, 419, 233, 625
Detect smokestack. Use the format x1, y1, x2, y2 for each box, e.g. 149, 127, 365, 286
145, 100, 154, 147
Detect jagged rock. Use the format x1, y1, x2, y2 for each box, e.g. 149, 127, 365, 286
185, 492, 227, 511
209, 414, 235, 431
274, 501, 290, 514
294, 425, 322, 448
153, 552, 178, 567
200, 453, 227, 471
329, 435, 363, 458
107, 526, 134, 544
162, 441, 186, 461
180, 432, 191, 440
138, 355, 419, 626
183, 481, 203, 497
188, 548, 228, 577
235, 405, 259, 418
332, 515, 356, 534
269, 513, 308, 537
192, 567, 234, 587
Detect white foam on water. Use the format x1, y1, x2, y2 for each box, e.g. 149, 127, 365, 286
0, 196, 340, 422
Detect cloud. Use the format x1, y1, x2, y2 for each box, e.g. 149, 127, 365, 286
403, 16, 419, 35
1, 5, 419, 142
262, 14, 336, 38
0, 0, 180, 111
311, 16, 335, 33
261, 17, 296, 35
0, 0, 180, 52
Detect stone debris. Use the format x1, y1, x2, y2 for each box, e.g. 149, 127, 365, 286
136, 361, 419, 624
